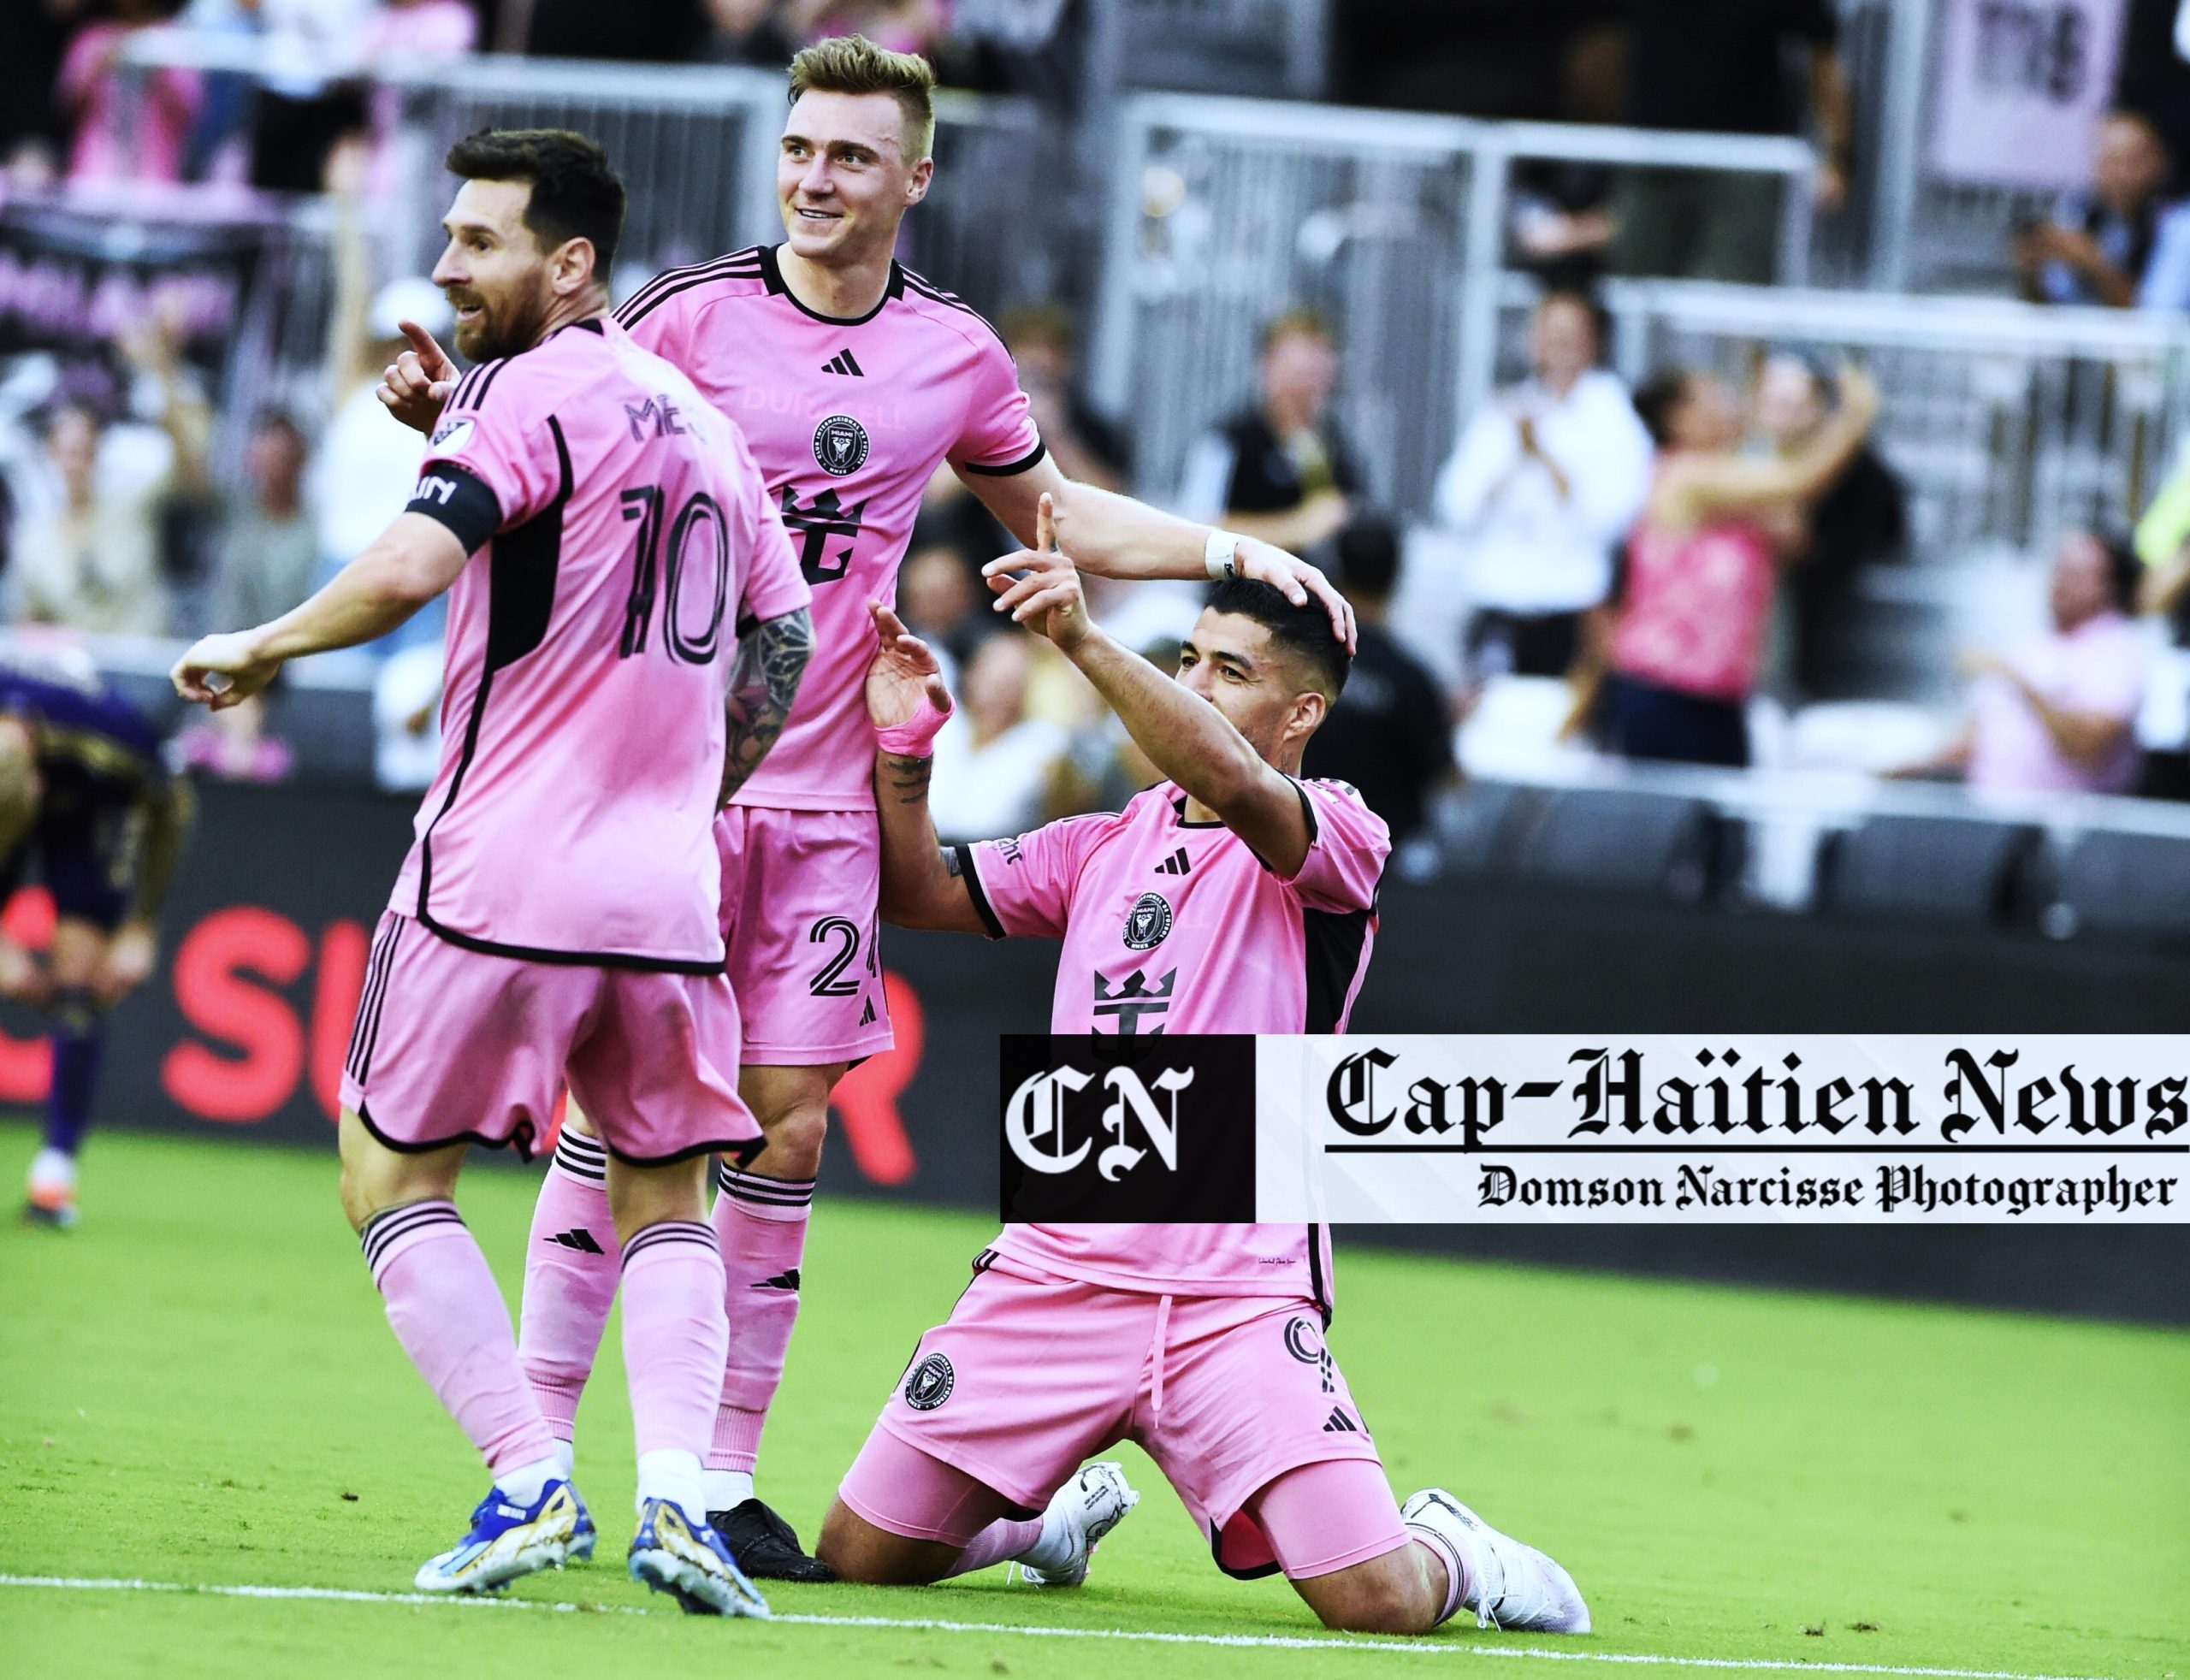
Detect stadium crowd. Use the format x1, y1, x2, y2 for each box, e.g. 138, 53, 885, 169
3, 0, 2190, 837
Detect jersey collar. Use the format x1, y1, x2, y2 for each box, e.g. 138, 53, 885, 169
758, 243, 904, 325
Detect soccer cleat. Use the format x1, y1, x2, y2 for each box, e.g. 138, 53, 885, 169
1401, 1488, 1590, 1634
708, 1497, 835, 1582
413, 1478, 593, 1594
24, 1150, 78, 1229
1019, 1460, 1139, 1588
629, 1497, 772, 1617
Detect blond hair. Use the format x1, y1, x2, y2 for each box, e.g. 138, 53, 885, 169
788, 34, 937, 162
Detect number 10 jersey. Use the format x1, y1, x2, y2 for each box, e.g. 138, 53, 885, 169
394, 315, 811, 969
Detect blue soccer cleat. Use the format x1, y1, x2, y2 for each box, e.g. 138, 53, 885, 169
413, 1478, 593, 1594
628, 1498, 772, 1618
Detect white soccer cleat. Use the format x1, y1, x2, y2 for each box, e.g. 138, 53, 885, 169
1019, 1460, 1139, 1588
1401, 1488, 1590, 1634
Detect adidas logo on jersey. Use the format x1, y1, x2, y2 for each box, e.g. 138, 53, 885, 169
1322, 1406, 1361, 1434
548, 1227, 604, 1254
1153, 847, 1191, 877
822, 349, 865, 376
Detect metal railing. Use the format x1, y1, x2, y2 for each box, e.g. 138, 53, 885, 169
1087, 91, 1815, 514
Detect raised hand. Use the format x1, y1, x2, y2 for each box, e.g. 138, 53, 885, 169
983, 494, 1091, 652
865, 601, 951, 728
376, 321, 459, 434
171, 631, 278, 711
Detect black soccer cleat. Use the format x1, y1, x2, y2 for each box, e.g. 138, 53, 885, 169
707, 1498, 836, 1582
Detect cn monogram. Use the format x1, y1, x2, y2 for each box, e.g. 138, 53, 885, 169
1004, 1062, 1196, 1183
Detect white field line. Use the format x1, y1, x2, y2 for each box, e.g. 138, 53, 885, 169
0, 1575, 2121, 1680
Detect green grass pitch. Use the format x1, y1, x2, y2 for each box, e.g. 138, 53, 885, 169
1, 1121, 2184, 1679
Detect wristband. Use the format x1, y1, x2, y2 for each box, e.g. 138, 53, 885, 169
1204, 529, 1242, 581
876, 692, 953, 757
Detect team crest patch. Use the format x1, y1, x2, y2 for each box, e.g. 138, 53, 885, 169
814, 414, 870, 476
429, 416, 474, 452
1122, 891, 1172, 952
903, 1352, 954, 1411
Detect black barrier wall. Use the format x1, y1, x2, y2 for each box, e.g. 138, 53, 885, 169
23, 782, 2184, 1323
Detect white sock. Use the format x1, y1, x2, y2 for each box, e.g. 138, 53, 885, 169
551, 1439, 575, 1481
27, 1147, 75, 1189
701, 1468, 755, 1513
1017, 1510, 1076, 1572
636, 1448, 706, 1517
494, 1454, 563, 1507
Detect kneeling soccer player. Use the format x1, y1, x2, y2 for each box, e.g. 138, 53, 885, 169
0, 645, 194, 1228
814, 504, 1589, 1637
174, 128, 814, 1613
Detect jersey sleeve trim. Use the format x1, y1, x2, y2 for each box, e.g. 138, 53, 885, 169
958, 439, 1049, 477
614, 248, 766, 332
954, 843, 1007, 940
405, 462, 502, 554
1246, 778, 1321, 878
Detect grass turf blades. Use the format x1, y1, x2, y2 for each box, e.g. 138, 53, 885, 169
2, 1122, 2185, 1678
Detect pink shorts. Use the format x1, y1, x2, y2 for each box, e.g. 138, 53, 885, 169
850, 1253, 1393, 1577
716, 805, 892, 1066
340, 913, 762, 1166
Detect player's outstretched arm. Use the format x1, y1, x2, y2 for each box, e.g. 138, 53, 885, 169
964, 456, 1356, 651
172, 513, 468, 708
719, 605, 814, 805
864, 603, 989, 935
996, 496, 1314, 877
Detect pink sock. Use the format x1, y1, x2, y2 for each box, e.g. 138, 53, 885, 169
1404, 1526, 1469, 1626
362, 1200, 557, 1479
942, 1516, 1047, 1579
707, 1162, 815, 1474
518, 1131, 620, 1444
621, 1220, 729, 1463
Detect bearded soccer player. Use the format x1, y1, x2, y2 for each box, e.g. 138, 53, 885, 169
375, 35, 1354, 1579
807, 500, 1589, 1639
173, 129, 814, 1614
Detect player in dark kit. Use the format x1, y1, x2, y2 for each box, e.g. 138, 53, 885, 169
0, 646, 193, 1227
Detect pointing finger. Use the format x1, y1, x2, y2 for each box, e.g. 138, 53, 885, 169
1034, 492, 1055, 555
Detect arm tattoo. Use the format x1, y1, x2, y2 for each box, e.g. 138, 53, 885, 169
719, 606, 814, 804
880, 751, 933, 805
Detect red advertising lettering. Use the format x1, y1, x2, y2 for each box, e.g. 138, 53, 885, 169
162, 908, 310, 1123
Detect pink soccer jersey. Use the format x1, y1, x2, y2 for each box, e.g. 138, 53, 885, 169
389, 316, 811, 967
961, 777, 1391, 1305
613, 246, 1043, 813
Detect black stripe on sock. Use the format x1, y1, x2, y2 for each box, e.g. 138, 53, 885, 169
360, 1198, 462, 1272
713, 1163, 816, 1205
621, 1220, 719, 1267
552, 1131, 607, 1180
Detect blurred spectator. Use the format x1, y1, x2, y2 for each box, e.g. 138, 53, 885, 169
928, 632, 1068, 843
59, 0, 203, 186
315, 139, 445, 646
3, 0, 84, 187
1751, 352, 1907, 701
699, 0, 796, 63
1617, 0, 1848, 281
1177, 309, 1361, 554
1300, 517, 1456, 871
896, 535, 978, 689
176, 690, 293, 780
373, 638, 442, 790
210, 409, 317, 631
1583, 363, 1878, 767
1509, 162, 1618, 287
2016, 110, 2190, 312
9, 318, 209, 636
1436, 288, 1651, 684
788, 1, 948, 56
354, 0, 478, 189
1892, 533, 2146, 796
1002, 304, 1124, 491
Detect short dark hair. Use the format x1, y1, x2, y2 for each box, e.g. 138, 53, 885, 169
1632, 370, 1694, 447
445, 128, 625, 279
1205, 577, 1350, 700
1331, 514, 1400, 604
2098, 530, 2143, 613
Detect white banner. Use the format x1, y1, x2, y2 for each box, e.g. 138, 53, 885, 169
1253, 1037, 2187, 1224
1928, 0, 2128, 191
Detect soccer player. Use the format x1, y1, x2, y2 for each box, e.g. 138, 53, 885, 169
172, 129, 814, 1614
810, 500, 1590, 1639
374, 35, 1355, 1578
0, 646, 193, 1228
